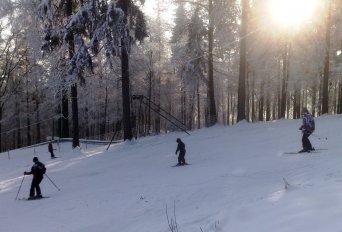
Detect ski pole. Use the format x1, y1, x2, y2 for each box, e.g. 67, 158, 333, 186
44, 174, 61, 191
312, 133, 328, 140
15, 175, 25, 200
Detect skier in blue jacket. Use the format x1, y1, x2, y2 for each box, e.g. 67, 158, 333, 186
299, 107, 315, 153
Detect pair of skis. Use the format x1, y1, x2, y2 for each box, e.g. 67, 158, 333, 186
171, 163, 190, 167
18, 196, 50, 201
283, 148, 327, 155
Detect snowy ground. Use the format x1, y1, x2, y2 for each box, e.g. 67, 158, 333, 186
0, 115, 342, 232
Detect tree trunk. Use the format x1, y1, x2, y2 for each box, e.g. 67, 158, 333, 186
246, 71, 250, 121
293, 84, 301, 119
237, 0, 248, 122
258, 82, 264, 121
322, 0, 331, 114
280, 42, 289, 118
182, 84, 186, 125
197, 80, 201, 129
104, 85, 108, 136
338, 83, 342, 114
148, 51, 153, 133
61, 93, 69, 137
26, 91, 31, 146
121, 42, 133, 140
120, 0, 133, 141
66, 0, 79, 147
15, 99, 21, 148
207, 0, 217, 126
251, 76, 256, 122
71, 85, 80, 147
266, 89, 271, 121
227, 90, 230, 125
0, 105, 2, 151
35, 97, 41, 143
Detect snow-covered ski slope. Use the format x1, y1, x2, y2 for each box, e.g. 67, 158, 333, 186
0, 115, 342, 232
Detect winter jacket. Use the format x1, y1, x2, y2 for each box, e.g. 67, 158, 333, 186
176, 141, 186, 154
25, 161, 46, 180
300, 112, 315, 133
48, 143, 53, 152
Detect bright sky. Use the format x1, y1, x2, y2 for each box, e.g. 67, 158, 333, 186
143, 0, 175, 22
268, 0, 319, 27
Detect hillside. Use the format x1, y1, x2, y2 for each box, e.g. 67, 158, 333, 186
0, 115, 342, 232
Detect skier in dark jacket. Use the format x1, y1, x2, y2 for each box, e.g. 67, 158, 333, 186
48, 142, 56, 159
24, 157, 46, 200
299, 107, 315, 153
175, 138, 187, 165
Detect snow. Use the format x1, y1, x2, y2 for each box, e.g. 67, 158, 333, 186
1, 115, 342, 232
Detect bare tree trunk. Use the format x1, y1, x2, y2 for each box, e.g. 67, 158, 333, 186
181, 85, 184, 125
251, 76, 256, 122
338, 82, 342, 114
121, 44, 133, 140
71, 85, 80, 147
197, 80, 201, 129
61, 93, 69, 137
227, 90, 230, 125
15, 98, 21, 148
0, 105, 2, 151
237, 0, 248, 122
246, 71, 250, 122
333, 83, 338, 113
258, 82, 264, 121
280, 42, 289, 118
148, 51, 153, 134
35, 95, 41, 143
26, 89, 31, 146
266, 89, 271, 121
118, 0, 133, 140
208, 0, 217, 126
322, 0, 331, 114
293, 84, 301, 119
103, 85, 108, 136
66, 0, 80, 147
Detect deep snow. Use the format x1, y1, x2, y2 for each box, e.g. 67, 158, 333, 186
0, 115, 342, 232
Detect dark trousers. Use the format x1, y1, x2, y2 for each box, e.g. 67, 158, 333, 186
302, 132, 313, 150
49, 151, 55, 158
30, 176, 43, 197
178, 152, 186, 164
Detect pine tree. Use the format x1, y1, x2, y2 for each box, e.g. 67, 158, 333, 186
37, 0, 147, 142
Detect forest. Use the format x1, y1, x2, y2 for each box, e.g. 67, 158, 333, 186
0, 0, 341, 151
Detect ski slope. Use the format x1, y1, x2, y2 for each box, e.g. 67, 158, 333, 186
0, 115, 341, 232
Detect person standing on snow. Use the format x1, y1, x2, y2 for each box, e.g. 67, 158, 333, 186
48, 142, 56, 159
299, 107, 315, 153
24, 157, 46, 200
175, 138, 187, 165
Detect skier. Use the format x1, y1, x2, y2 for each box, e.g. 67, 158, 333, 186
24, 157, 46, 200
48, 142, 56, 159
175, 138, 187, 165
299, 107, 315, 153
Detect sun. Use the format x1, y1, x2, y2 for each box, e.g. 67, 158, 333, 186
269, 0, 319, 27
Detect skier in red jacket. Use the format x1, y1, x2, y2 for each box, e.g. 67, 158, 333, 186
48, 142, 56, 159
